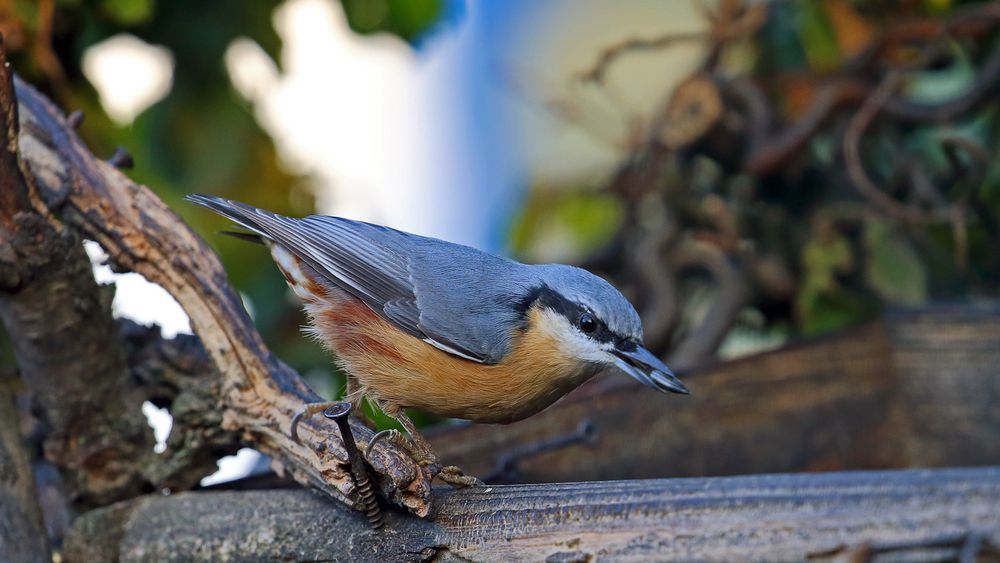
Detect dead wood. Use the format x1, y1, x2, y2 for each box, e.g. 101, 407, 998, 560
116, 319, 242, 491
0, 34, 156, 507
0, 371, 51, 563
2, 34, 236, 509
430, 305, 1000, 484
0, 45, 434, 516
62, 467, 1000, 562
432, 322, 898, 484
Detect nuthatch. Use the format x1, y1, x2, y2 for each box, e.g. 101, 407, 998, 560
187, 195, 688, 486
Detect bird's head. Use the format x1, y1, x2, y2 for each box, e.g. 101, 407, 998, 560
525, 264, 689, 395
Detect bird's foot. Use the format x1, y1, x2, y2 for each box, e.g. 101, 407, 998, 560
366, 428, 482, 488
366, 428, 436, 465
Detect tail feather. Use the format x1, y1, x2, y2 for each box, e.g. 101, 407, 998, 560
185, 194, 273, 241
218, 230, 265, 245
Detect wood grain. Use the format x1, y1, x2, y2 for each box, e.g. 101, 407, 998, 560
63, 467, 1000, 562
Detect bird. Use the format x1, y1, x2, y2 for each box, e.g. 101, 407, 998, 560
186, 194, 689, 486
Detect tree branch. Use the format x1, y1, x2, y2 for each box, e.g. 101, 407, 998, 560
116, 319, 242, 491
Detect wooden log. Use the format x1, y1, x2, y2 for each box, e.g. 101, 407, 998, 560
886, 305, 1000, 467
430, 305, 1000, 484
63, 467, 1000, 562
430, 322, 901, 483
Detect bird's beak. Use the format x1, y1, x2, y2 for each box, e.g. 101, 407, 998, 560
612, 345, 690, 395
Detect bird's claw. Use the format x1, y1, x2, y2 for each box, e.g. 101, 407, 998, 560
437, 465, 484, 488
296, 402, 484, 489
290, 401, 342, 444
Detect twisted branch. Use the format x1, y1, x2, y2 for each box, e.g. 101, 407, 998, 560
3, 54, 435, 516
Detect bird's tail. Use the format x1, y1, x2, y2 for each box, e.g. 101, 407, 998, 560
185, 194, 277, 243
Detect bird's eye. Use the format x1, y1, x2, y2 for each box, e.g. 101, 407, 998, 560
578, 313, 597, 333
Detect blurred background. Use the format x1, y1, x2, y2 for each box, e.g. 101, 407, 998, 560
2, 0, 999, 483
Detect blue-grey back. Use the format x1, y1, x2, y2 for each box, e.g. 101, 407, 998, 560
185, 195, 540, 363
305, 215, 541, 363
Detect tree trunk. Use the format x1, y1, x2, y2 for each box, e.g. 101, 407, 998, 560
0, 373, 51, 563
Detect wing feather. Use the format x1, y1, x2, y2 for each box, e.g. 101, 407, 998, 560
186, 195, 493, 362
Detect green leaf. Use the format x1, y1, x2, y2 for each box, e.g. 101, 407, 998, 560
796, 0, 841, 71
864, 219, 928, 305
802, 233, 852, 291
100, 0, 155, 25
798, 288, 877, 335
797, 229, 872, 334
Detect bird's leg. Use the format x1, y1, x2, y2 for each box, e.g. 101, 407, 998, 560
290, 377, 375, 443
371, 405, 483, 488
344, 376, 375, 429
393, 417, 485, 488
290, 371, 374, 442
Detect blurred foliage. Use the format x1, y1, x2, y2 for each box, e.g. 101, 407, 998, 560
513, 0, 1000, 360
0, 0, 448, 431
510, 190, 624, 264
341, 0, 442, 43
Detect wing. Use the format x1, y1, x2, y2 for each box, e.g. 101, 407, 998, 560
186, 195, 522, 363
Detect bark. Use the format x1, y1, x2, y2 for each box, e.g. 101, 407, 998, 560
888, 305, 1000, 466
0, 35, 155, 507
62, 467, 1000, 562
0, 372, 50, 563
2, 36, 236, 509
116, 319, 242, 491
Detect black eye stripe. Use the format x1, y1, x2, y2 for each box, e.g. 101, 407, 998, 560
520, 285, 618, 344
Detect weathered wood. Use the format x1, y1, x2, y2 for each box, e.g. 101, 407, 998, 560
63, 467, 1000, 562
0, 373, 51, 563
6, 65, 433, 514
431, 306, 1000, 484
117, 319, 243, 490
0, 35, 157, 506
431, 322, 900, 483
886, 305, 1000, 467
2, 37, 239, 503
